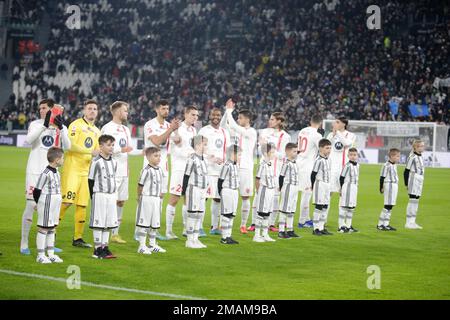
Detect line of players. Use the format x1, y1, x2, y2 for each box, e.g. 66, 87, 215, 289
20, 98, 426, 263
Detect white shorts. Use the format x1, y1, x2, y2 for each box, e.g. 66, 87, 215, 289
280, 183, 299, 213
312, 180, 330, 205
169, 170, 184, 196
297, 162, 313, 191
37, 194, 62, 228
239, 168, 254, 197
185, 185, 207, 212
339, 182, 358, 208
255, 186, 275, 216
330, 171, 341, 193
89, 193, 118, 229
383, 182, 398, 206
206, 175, 220, 199
408, 173, 424, 197
116, 176, 129, 201
136, 195, 161, 229
25, 173, 40, 200
220, 188, 239, 215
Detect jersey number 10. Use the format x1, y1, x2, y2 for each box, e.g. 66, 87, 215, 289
298, 136, 308, 153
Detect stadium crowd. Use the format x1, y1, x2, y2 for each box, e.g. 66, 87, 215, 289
1, 0, 449, 132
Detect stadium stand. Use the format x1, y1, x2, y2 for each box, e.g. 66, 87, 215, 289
1, 0, 449, 132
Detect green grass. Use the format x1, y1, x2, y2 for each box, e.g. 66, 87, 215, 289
0, 145, 449, 299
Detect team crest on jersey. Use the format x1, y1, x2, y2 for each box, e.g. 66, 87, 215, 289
119, 138, 127, 147
215, 138, 223, 148
334, 141, 344, 150
85, 137, 93, 148
42, 135, 54, 147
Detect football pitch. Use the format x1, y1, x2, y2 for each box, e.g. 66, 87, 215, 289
0, 146, 449, 300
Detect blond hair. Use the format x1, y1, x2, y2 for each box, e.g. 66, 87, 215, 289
411, 139, 424, 154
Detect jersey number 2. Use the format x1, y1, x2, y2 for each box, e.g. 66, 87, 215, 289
298, 136, 308, 153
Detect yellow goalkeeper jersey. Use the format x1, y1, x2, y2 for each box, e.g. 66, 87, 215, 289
64, 117, 101, 175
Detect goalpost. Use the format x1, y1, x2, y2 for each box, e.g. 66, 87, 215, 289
322, 120, 449, 167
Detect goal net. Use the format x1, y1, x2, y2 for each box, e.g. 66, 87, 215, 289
322, 120, 449, 167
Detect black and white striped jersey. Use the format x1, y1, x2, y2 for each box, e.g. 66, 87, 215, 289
312, 155, 331, 183
184, 153, 208, 189
340, 161, 359, 185
35, 166, 61, 195
88, 155, 117, 193
279, 159, 299, 185
406, 153, 425, 176
256, 160, 275, 189
380, 161, 398, 184
219, 160, 239, 190
138, 165, 163, 197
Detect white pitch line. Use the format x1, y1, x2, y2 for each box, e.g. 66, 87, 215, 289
0, 269, 206, 300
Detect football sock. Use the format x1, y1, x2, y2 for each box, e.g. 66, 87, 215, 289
286, 213, 294, 231
101, 230, 110, 247
182, 204, 188, 229
261, 217, 269, 237
299, 191, 312, 224
149, 228, 156, 247
137, 227, 147, 248
165, 204, 176, 234
36, 230, 47, 257
211, 201, 220, 229
186, 212, 196, 242
240, 198, 250, 227
345, 208, 354, 228
338, 207, 346, 228
58, 203, 69, 222
407, 198, 419, 224
278, 212, 287, 232
46, 230, 55, 257
112, 206, 123, 236
251, 197, 257, 225
255, 215, 263, 237
93, 230, 102, 249
74, 205, 86, 240
313, 209, 321, 230
319, 209, 328, 231
21, 200, 35, 249
378, 208, 391, 227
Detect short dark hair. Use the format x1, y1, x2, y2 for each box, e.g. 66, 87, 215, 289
261, 142, 276, 155
110, 101, 128, 113
285, 142, 297, 151
338, 117, 349, 129
311, 114, 323, 125
185, 105, 198, 114
47, 147, 64, 163
156, 100, 169, 108
319, 138, 332, 148
238, 109, 252, 121
191, 134, 207, 148
226, 144, 242, 159
389, 148, 400, 157
84, 99, 98, 107
39, 99, 55, 108
98, 134, 115, 145
209, 107, 222, 116
145, 146, 161, 157
348, 147, 358, 153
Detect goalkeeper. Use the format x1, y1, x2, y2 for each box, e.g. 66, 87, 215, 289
59, 100, 101, 248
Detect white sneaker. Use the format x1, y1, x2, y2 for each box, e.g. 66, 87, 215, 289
194, 239, 207, 248
263, 234, 276, 242
253, 235, 265, 243
165, 231, 179, 240
185, 240, 200, 248
413, 223, 423, 229
36, 255, 52, 264
49, 255, 63, 263
149, 245, 167, 253
137, 246, 152, 255
406, 222, 422, 229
